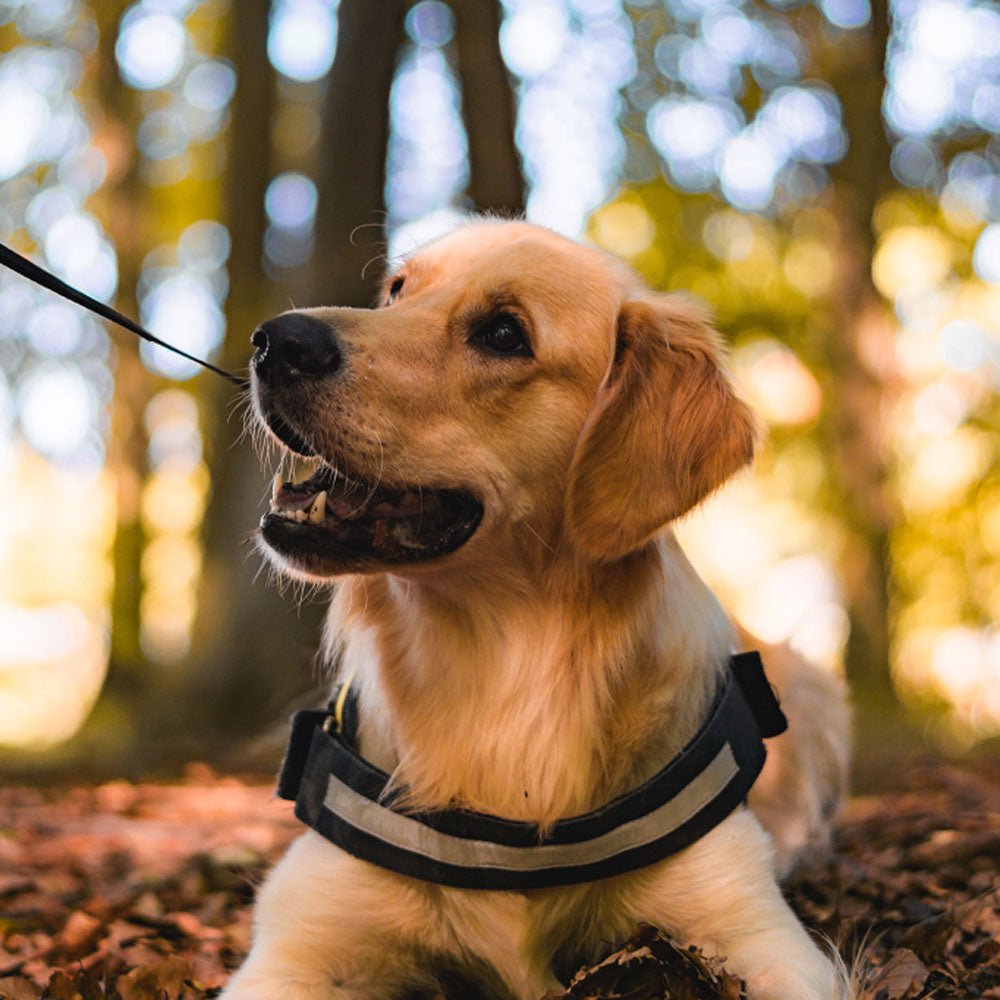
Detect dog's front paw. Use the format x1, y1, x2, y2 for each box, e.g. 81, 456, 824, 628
219, 970, 338, 1000
745, 954, 853, 1000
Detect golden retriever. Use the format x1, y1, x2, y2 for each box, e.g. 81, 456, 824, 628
224, 220, 851, 999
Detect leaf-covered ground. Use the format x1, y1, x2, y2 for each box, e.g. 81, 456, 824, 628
0, 760, 996, 999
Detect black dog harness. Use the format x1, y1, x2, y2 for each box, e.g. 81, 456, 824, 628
277, 651, 787, 891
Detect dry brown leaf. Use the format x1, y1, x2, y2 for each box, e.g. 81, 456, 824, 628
861, 947, 929, 999
116, 956, 194, 1000
41, 971, 82, 1000
0, 976, 41, 1000
57, 913, 102, 953
900, 914, 955, 965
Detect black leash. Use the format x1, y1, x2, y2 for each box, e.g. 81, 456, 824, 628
0, 241, 249, 388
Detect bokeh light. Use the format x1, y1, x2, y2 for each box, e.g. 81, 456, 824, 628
44, 211, 118, 302
0, 601, 108, 748
502, 0, 634, 235
26, 301, 85, 357
973, 223, 1000, 283
406, 1, 455, 47
649, 98, 741, 191
266, 172, 318, 230
140, 275, 223, 380
140, 390, 206, 662
820, 0, 871, 29
386, 28, 468, 231
16, 365, 96, 460
591, 200, 655, 257
884, 0, 1000, 145
500, 3, 568, 78
737, 340, 823, 426
182, 59, 236, 113
116, 8, 187, 90
0, 79, 51, 180
0, 442, 115, 749
264, 172, 318, 270
268, 0, 339, 83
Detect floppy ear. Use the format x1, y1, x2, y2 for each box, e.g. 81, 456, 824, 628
565, 295, 756, 562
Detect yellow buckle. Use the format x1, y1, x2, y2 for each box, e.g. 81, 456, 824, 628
325, 671, 357, 735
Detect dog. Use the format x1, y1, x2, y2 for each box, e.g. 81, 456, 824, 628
224, 219, 851, 999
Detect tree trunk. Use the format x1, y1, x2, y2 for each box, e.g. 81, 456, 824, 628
452, 0, 525, 215
311, 0, 407, 307
823, 0, 913, 759
97, 1, 151, 707
179, 0, 324, 754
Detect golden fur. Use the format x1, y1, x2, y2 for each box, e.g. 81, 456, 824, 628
226, 220, 852, 999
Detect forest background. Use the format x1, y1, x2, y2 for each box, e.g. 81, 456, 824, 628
1, 0, 999, 780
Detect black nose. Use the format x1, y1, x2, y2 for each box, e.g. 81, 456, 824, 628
251, 313, 341, 384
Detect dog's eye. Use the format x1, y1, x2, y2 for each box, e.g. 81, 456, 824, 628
471, 314, 532, 358
388, 276, 405, 302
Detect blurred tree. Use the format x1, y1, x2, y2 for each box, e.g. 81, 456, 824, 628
453, 0, 524, 215
312, 0, 407, 307
180, 0, 323, 752
819, 0, 900, 726
95, 0, 154, 732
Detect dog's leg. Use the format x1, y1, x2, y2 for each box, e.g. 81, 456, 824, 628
221, 831, 545, 1000
746, 642, 851, 879
220, 832, 437, 1000
627, 809, 849, 1000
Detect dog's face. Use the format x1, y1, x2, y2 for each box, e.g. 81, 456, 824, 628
251, 221, 755, 581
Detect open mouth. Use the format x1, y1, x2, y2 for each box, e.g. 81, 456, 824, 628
259, 461, 484, 573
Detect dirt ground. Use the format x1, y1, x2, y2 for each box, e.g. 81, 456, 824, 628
0, 759, 996, 999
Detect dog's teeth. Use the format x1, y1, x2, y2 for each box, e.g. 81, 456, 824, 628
309, 491, 327, 523
272, 474, 284, 504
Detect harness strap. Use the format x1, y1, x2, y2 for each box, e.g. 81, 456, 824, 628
276, 651, 786, 891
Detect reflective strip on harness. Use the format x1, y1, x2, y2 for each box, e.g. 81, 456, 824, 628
322, 744, 739, 873
277, 651, 787, 891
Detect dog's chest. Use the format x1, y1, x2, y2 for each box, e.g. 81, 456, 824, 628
368, 687, 607, 823
354, 628, 636, 824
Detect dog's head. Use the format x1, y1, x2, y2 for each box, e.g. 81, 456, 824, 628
251, 220, 755, 581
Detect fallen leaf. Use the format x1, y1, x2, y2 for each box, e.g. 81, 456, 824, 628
0, 976, 41, 1000
58, 913, 102, 953
41, 971, 82, 1000
900, 914, 955, 965
117, 957, 194, 1000
862, 948, 929, 999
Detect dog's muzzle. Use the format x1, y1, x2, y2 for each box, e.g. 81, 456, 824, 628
249, 310, 485, 574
